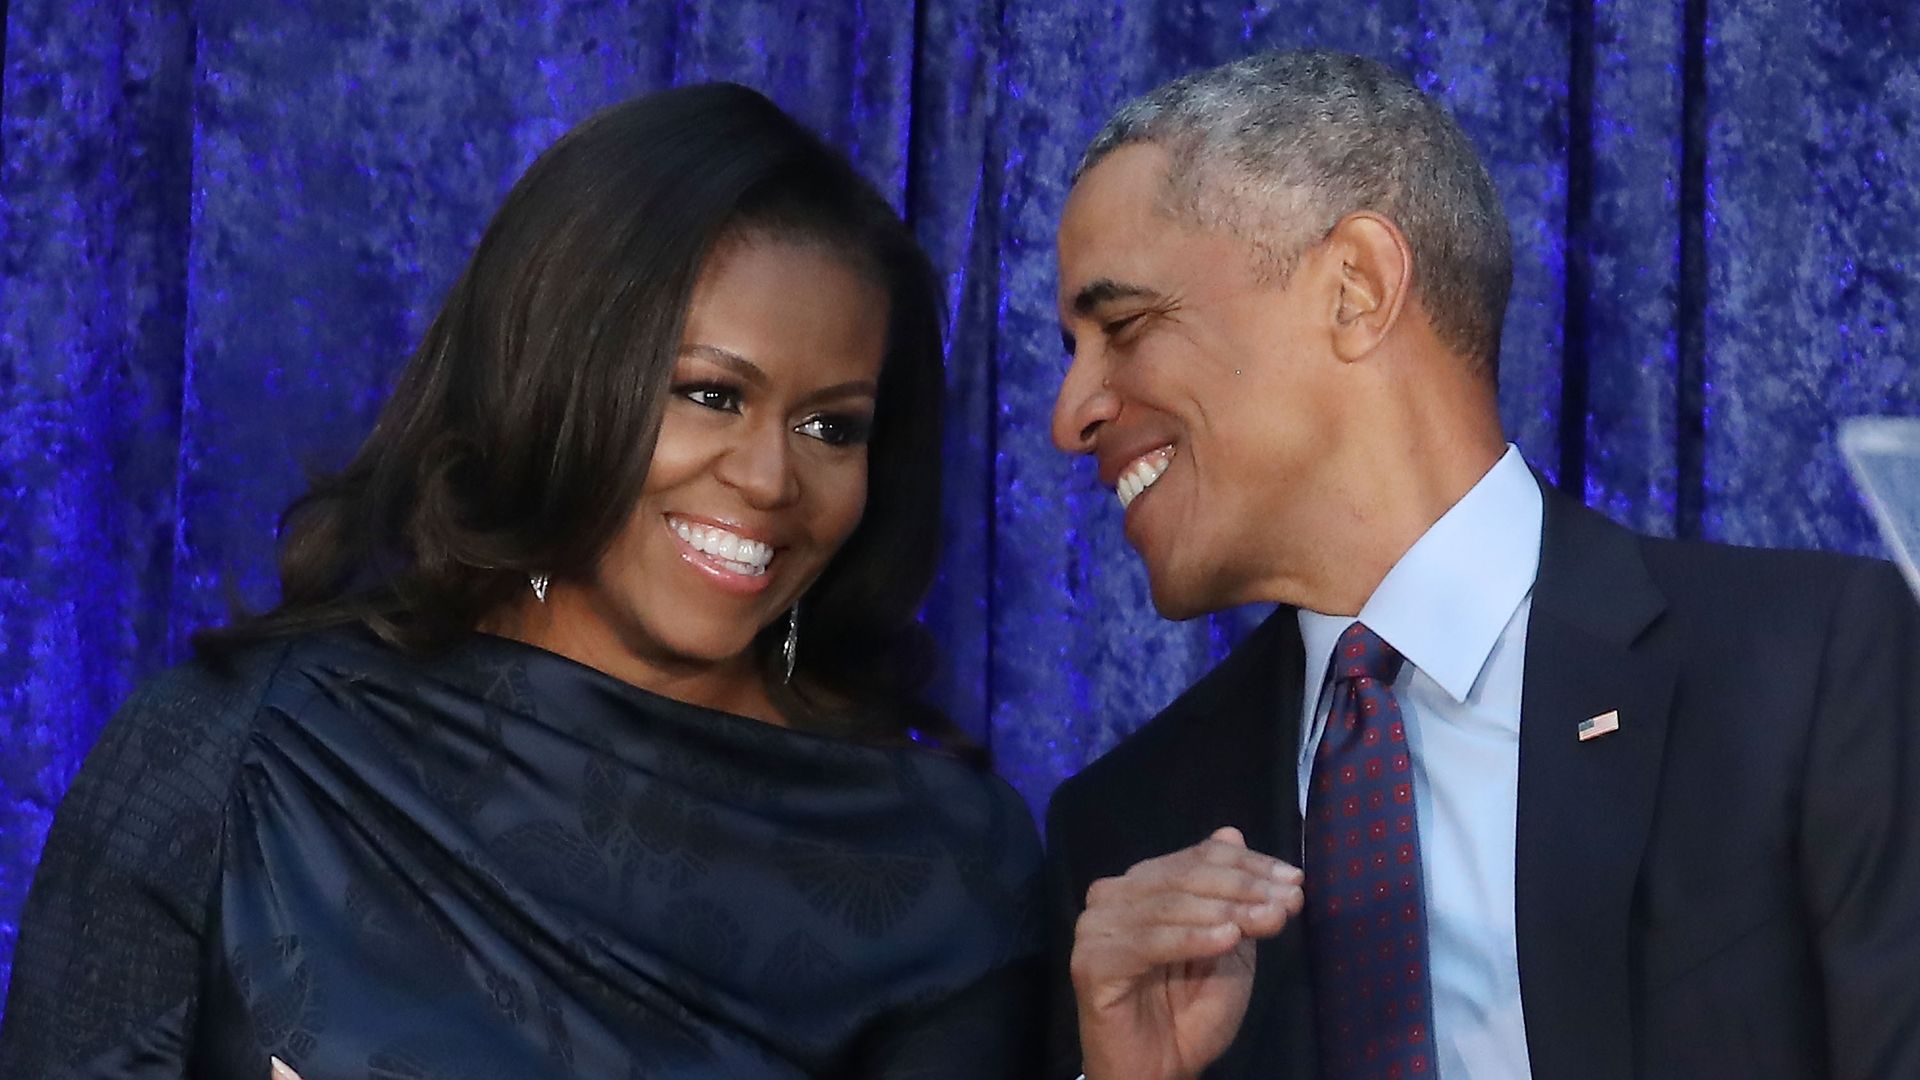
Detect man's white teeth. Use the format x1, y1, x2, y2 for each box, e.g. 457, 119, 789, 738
670, 517, 772, 575
1116, 450, 1173, 509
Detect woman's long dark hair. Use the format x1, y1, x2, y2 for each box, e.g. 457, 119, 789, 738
200, 83, 952, 746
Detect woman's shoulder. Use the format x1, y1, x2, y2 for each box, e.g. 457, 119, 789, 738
72, 636, 309, 823
0, 638, 305, 1073
139, 635, 294, 706
894, 746, 1045, 886
31, 634, 335, 939
119, 625, 405, 734
118, 636, 298, 743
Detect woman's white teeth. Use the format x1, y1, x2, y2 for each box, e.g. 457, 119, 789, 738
670, 518, 772, 575
1116, 451, 1173, 509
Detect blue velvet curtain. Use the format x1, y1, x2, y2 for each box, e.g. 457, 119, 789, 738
2, 0, 1916, 1003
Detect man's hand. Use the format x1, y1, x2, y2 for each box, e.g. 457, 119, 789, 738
1071, 826, 1304, 1080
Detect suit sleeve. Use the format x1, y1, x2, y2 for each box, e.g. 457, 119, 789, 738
1042, 788, 1089, 1080
0, 652, 275, 1077
1798, 559, 1920, 1078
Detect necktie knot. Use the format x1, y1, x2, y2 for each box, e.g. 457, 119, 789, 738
1336, 621, 1403, 686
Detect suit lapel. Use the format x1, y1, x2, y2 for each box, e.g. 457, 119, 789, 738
1256, 616, 1319, 1080
1170, 606, 1306, 864
1171, 607, 1318, 1080
1514, 484, 1675, 1080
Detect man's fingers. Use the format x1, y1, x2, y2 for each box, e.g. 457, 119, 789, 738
1074, 831, 1307, 996
1091, 853, 1300, 910
1110, 888, 1288, 930
1073, 918, 1245, 986
1209, 824, 1247, 847
1233, 885, 1304, 937
1188, 830, 1303, 881
1085, 864, 1266, 910
1077, 876, 1303, 947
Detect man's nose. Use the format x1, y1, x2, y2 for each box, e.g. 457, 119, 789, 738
1050, 348, 1119, 456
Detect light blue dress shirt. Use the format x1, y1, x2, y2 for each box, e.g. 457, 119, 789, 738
1297, 444, 1542, 1080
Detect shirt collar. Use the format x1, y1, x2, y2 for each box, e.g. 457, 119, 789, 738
1298, 444, 1543, 705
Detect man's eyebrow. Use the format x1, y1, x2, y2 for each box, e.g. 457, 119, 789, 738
1071, 278, 1161, 316
680, 343, 769, 386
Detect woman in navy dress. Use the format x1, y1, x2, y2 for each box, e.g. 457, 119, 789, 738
0, 83, 1042, 1079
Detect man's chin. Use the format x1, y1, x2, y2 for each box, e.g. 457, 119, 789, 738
1145, 574, 1225, 622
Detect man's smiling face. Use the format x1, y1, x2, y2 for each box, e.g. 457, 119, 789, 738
1051, 142, 1349, 619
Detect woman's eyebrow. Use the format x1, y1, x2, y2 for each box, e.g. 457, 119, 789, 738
680, 343, 769, 386
684, 344, 876, 408
799, 380, 879, 407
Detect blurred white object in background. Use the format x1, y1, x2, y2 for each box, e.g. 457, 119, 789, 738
1840, 416, 1920, 599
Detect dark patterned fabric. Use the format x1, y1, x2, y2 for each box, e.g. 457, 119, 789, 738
0, 631, 1044, 1078
1304, 625, 1435, 1080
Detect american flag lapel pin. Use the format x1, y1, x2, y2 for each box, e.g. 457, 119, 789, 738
1578, 709, 1621, 741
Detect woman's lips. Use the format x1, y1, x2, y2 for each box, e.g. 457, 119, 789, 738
665, 514, 776, 595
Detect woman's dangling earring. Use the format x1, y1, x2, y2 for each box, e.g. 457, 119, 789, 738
530, 574, 549, 603
781, 603, 800, 683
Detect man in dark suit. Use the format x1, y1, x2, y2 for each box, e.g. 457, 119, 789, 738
1043, 49, 1920, 1080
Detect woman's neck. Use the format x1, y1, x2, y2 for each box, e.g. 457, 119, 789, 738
477, 594, 787, 725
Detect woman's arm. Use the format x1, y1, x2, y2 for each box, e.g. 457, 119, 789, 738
851, 957, 1046, 1079
0, 647, 283, 1076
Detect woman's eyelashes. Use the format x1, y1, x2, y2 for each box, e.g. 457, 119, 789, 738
676, 381, 745, 413
796, 412, 873, 447
674, 381, 872, 447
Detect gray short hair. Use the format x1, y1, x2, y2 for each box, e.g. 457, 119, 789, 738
1077, 49, 1513, 374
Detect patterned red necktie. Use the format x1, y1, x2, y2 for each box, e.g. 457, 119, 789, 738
1304, 622, 1437, 1079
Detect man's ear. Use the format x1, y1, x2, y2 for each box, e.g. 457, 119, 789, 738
1325, 212, 1413, 362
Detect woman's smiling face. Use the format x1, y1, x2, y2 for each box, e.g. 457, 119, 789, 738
542, 234, 888, 700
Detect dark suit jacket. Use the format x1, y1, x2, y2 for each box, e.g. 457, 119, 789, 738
1043, 484, 1920, 1079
